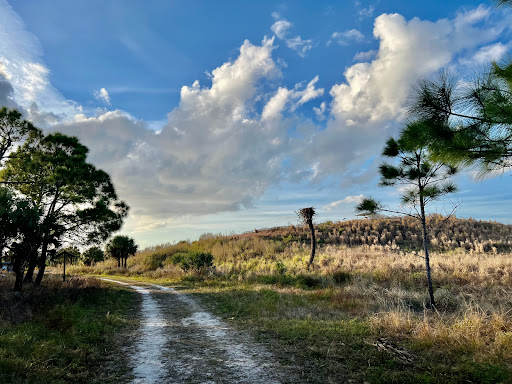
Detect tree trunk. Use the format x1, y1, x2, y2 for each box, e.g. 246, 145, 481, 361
13, 270, 24, 292
34, 240, 48, 286
307, 220, 316, 270
23, 250, 38, 283
419, 196, 436, 308
62, 253, 66, 282
35, 189, 59, 286
117, 258, 120, 268
12, 257, 24, 292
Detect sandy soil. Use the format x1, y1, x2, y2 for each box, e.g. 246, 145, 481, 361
101, 278, 285, 384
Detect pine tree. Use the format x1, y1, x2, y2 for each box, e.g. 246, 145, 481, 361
357, 121, 458, 307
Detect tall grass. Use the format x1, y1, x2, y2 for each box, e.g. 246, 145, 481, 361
68, 217, 512, 382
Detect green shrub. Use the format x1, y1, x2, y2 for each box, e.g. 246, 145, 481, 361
275, 261, 287, 275
332, 270, 351, 284
144, 253, 167, 270
168, 251, 213, 272
168, 251, 188, 266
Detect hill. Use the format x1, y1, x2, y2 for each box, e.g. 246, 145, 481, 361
238, 214, 512, 253
131, 215, 512, 275
71, 215, 512, 383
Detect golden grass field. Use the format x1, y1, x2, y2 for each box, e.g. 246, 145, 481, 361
67, 216, 512, 383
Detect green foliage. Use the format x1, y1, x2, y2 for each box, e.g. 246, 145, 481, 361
255, 273, 326, 289
1, 132, 129, 244
177, 251, 213, 272
0, 187, 41, 289
331, 270, 351, 284
81, 246, 104, 266
358, 122, 458, 218
106, 235, 137, 267
495, 0, 512, 6
0, 107, 41, 162
297, 207, 316, 225
144, 253, 167, 271
0, 131, 128, 285
410, 67, 512, 172
356, 198, 382, 216
0, 277, 134, 383
275, 261, 287, 275
357, 121, 459, 308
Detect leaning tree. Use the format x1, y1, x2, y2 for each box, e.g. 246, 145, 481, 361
297, 207, 317, 270
0, 132, 129, 285
357, 121, 458, 308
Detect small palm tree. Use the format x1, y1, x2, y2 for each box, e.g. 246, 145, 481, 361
297, 207, 317, 270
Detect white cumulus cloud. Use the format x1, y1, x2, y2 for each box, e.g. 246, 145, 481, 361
271, 17, 313, 57
94, 87, 111, 105
460, 42, 510, 66
302, 5, 512, 180
329, 29, 365, 46
54, 37, 290, 226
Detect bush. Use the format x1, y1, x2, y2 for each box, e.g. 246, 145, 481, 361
168, 251, 213, 272
332, 270, 351, 284
144, 253, 167, 271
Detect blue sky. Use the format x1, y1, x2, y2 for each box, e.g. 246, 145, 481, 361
0, 0, 511, 247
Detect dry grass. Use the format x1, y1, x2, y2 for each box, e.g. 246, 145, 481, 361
68, 217, 512, 382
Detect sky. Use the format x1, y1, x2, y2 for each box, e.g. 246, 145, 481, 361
0, 0, 511, 248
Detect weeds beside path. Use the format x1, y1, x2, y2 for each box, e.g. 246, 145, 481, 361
0, 275, 138, 384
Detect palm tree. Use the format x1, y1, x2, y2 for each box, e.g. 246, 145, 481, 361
297, 207, 317, 270
106, 235, 138, 268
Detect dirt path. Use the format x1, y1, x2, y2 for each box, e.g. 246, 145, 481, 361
101, 278, 284, 384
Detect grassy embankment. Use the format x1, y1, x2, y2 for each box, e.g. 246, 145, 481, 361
71, 216, 512, 383
0, 275, 138, 384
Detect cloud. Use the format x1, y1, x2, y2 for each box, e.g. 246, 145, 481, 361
460, 42, 509, 66
330, 7, 512, 126
303, 5, 512, 181
53, 37, 291, 223
2, 1, 511, 240
354, 1, 376, 19
353, 50, 377, 61
291, 76, 324, 110
359, 6, 375, 19
323, 194, 365, 211
262, 87, 292, 121
313, 101, 326, 121
328, 29, 365, 46
94, 87, 111, 105
270, 17, 313, 57
0, 0, 78, 118
262, 75, 324, 120
0, 64, 16, 108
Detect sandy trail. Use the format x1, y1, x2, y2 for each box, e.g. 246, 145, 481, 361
101, 278, 284, 384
